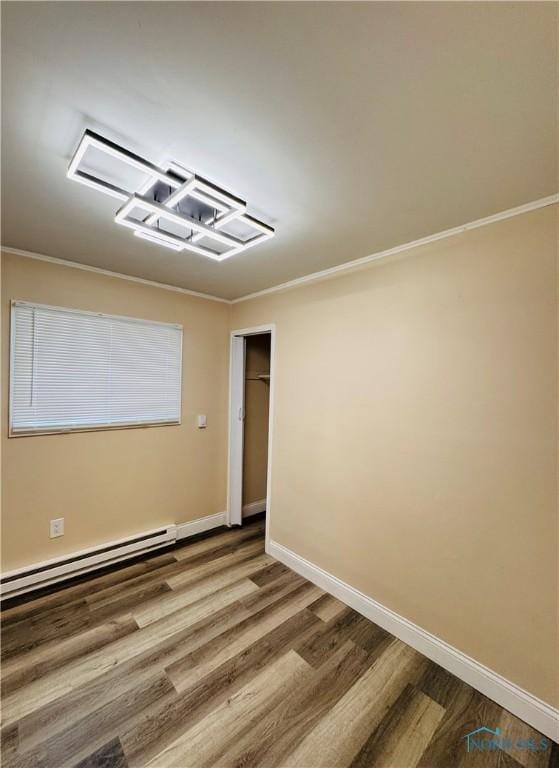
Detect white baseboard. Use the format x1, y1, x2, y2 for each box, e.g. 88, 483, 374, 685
1, 512, 228, 600
268, 539, 559, 741
243, 499, 266, 518
1, 524, 177, 599
176, 512, 226, 540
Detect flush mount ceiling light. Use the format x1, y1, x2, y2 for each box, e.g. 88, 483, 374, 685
67, 130, 274, 260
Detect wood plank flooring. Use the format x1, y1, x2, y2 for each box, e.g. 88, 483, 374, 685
1, 517, 557, 768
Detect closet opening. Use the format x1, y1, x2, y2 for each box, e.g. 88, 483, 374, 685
227, 325, 275, 545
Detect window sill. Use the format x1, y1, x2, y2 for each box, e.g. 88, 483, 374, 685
8, 421, 181, 438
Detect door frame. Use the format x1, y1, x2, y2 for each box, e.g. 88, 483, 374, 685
227, 323, 276, 551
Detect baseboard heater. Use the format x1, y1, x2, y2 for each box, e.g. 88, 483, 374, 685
0, 524, 177, 599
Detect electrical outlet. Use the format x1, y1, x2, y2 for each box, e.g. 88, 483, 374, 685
50, 518, 64, 538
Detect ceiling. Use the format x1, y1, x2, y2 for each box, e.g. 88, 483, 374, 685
2, 2, 557, 300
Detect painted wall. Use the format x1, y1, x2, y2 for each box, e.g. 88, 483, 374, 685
231, 204, 559, 708
1, 252, 230, 571
242, 334, 270, 508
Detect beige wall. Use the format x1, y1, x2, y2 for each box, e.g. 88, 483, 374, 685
231, 204, 559, 707
242, 334, 270, 507
1, 252, 230, 571
2, 204, 557, 707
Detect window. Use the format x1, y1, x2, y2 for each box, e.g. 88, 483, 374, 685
10, 301, 183, 436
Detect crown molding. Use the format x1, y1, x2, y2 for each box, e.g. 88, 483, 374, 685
232, 193, 559, 304
3, 193, 557, 305
0, 247, 230, 304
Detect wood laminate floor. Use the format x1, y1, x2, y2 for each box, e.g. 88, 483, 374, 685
1, 517, 557, 768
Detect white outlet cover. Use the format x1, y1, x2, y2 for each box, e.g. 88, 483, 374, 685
50, 518, 64, 538
197, 414, 207, 428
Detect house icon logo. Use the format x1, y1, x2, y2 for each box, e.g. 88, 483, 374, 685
463, 726, 550, 754
463, 726, 501, 752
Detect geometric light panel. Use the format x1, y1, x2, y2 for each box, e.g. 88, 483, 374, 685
67, 129, 275, 260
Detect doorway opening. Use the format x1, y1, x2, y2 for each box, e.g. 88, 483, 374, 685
227, 325, 275, 547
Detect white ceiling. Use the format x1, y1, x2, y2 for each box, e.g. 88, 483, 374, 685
2, 2, 557, 300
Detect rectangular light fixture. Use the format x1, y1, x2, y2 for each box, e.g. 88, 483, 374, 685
67, 129, 275, 260
133, 230, 184, 252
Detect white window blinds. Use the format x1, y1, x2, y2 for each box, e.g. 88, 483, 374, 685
10, 301, 182, 435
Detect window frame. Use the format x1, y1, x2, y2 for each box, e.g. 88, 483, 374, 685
8, 300, 183, 438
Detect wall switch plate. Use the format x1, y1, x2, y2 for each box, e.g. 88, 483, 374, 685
50, 518, 64, 538
197, 414, 207, 429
